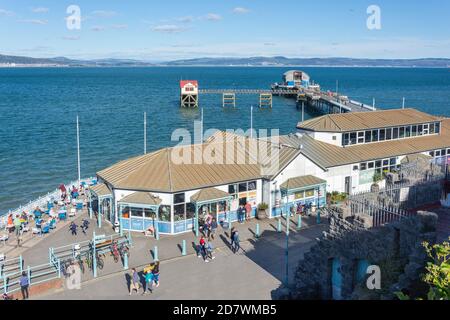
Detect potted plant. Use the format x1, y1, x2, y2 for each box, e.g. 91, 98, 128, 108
371, 172, 383, 193
257, 203, 269, 220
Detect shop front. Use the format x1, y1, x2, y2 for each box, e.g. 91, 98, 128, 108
89, 183, 114, 224
276, 175, 327, 216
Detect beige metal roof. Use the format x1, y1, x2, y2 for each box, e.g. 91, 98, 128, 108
280, 175, 326, 191
90, 183, 111, 197
283, 118, 450, 168
190, 188, 231, 203
98, 132, 300, 193
297, 108, 441, 132
119, 192, 162, 206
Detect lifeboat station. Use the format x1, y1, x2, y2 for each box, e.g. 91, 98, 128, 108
90, 108, 450, 235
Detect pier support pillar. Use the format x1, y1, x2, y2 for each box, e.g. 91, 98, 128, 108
259, 93, 272, 108
223, 93, 236, 108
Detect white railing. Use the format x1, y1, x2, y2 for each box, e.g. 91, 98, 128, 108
0, 177, 96, 228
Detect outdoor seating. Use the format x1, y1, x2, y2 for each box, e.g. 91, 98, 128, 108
58, 212, 66, 221
32, 227, 41, 235
0, 234, 8, 242
49, 220, 56, 229
42, 225, 50, 234
69, 208, 76, 217
76, 202, 83, 210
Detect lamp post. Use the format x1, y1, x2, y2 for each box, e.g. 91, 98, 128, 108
283, 195, 289, 287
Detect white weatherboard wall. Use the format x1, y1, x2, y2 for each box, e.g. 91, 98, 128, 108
297, 130, 343, 147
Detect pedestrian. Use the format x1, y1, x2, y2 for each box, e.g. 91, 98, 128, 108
206, 241, 215, 260
238, 205, 245, 223
245, 202, 252, 221
129, 268, 140, 295
143, 264, 154, 294
13, 215, 21, 237
230, 227, 236, 249
232, 230, 240, 254
16, 225, 23, 248
152, 261, 160, 288
198, 236, 208, 262
69, 222, 78, 236
19, 271, 29, 300
209, 218, 218, 240
81, 219, 89, 235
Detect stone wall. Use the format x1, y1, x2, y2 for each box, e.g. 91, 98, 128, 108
289, 211, 438, 300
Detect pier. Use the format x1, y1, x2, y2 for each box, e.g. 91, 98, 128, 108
180, 70, 376, 113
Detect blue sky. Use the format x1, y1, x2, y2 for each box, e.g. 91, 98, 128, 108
0, 0, 449, 60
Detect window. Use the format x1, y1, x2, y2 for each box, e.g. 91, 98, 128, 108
368, 162, 375, 169
399, 127, 405, 138
332, 136, 337, 141
423, 124, 429, 135
294, 191, 305, 199
383, 159, 389, 166
441, 150, 446, 157
365, 131, 372, 143
343, 133, 350, 146
412, 125, 417, 137
228, 184, 237, 195
350, 132, 357, 145
122, 206, 130, 219
372, 130, 379, 142
248, 181, 257, 191
386, 128, 392, 140
429, 123, 435, 134
447, 149, 450, 155
429, 151, 435, 157
144, 208, 156, 219
159, 206, 171, 222
405, 126, 411, 138
353, 165, 359, 171
218, 201, 227, 213
358, 132, 364, 144
393, 127, 399, 139
174, 193, 185, 204
305, 189, 315, 198
436, 150, 441, 157
238, 183, 247, 192
379, 129, 386, 141
418, 124, 423, 136
360, 163, 367, 171
435, 122, 440, 134
375, 160, 382, 168
390, 158, 396, 165
186, 203, 195, 219
131, 207, 143, 218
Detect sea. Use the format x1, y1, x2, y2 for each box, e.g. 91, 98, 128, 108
0, 67, 449, 213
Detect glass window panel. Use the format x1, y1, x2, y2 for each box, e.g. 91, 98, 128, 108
358, 132, 364, 137
158, 205, 171, 222
294, 191, 304, 199
122, 206, 130, 219
218, 201, 227, 213
393, 127, 399, 139
447, 149, 450, 155
210, 202, 218, 215
390, 158, 396, 165
383, 159, 389, 166
228, 184, 237, 194
343, 133, 350, 146
399, 127, 405, 138
372, 130, 379, 142
360, 163, 367, 171
412, 125, 417, 137
379, 129, 386, 141
418, 125, 423, 136
238, 183, 247, 192
436, 150, 441, 157
368, 162, 375, 169
144, 208, 156, 219
350, 132, 357, 145
429, 123, 435, 134
435, 122, 440, 134
305, 189, 315, 198
131, 207, 143, 218
248, 181, 257, 191
365, 131, 372, 143
429, 151, 435, 157
405, 126, 411, 137
375, 160, 382, 168
173, 193, 185, 204
186, 203, 195, 219
441, 150, 446, 157
174, 204, 185, 221
386, 128, 392, 140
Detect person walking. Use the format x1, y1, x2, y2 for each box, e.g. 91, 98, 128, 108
13, 215, 21, 237
230, 227, 236, 249
209, 218, 218, 240
238, 205, 245, 223
232, 230, 240, 254
206, 241, 215, 260
81, 219, 89, 235
19, 271, 30, 300
245, 202, 252, 221
129, 268, 140, 296
69, 222, 78, 236
143, 264, 154, 294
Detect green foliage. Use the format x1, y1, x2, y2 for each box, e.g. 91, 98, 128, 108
257, 202, 268, 210
395, 237, 450, 300
373, 172, 383, 183
328, 191, 348, 204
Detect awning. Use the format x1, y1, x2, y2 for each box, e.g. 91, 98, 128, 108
90, 183, 112, 198
119, 192, 162, 206
280, 175, 326, 191
191, 188, 231, 204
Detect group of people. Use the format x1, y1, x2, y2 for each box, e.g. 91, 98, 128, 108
69, 219, 90, 236
197, 235, 216, 263
236, 202, 253, 223
201, 214, 218, 241
129, 261, 160, 295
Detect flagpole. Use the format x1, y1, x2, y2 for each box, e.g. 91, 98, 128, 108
201, 107, 204, 143
76, 115, 81, 183
250, 105, 253, 139
144, 112, 147, 154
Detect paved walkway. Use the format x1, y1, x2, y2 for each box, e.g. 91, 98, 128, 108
36, 225, 325, 300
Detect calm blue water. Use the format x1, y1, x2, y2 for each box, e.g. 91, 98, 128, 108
0, 67, 449, 213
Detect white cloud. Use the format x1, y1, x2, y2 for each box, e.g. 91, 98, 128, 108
205, 13, 222, 21
31, 7, 49, 13
62, 35, 80, 41
233, 7, 250, 14
151, 24, 187, 33
91, 10, 117, 18
18, 19, 48, 25
91, 26, 106, 32
0, 8, 14, 16
177, 16, 195, 23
